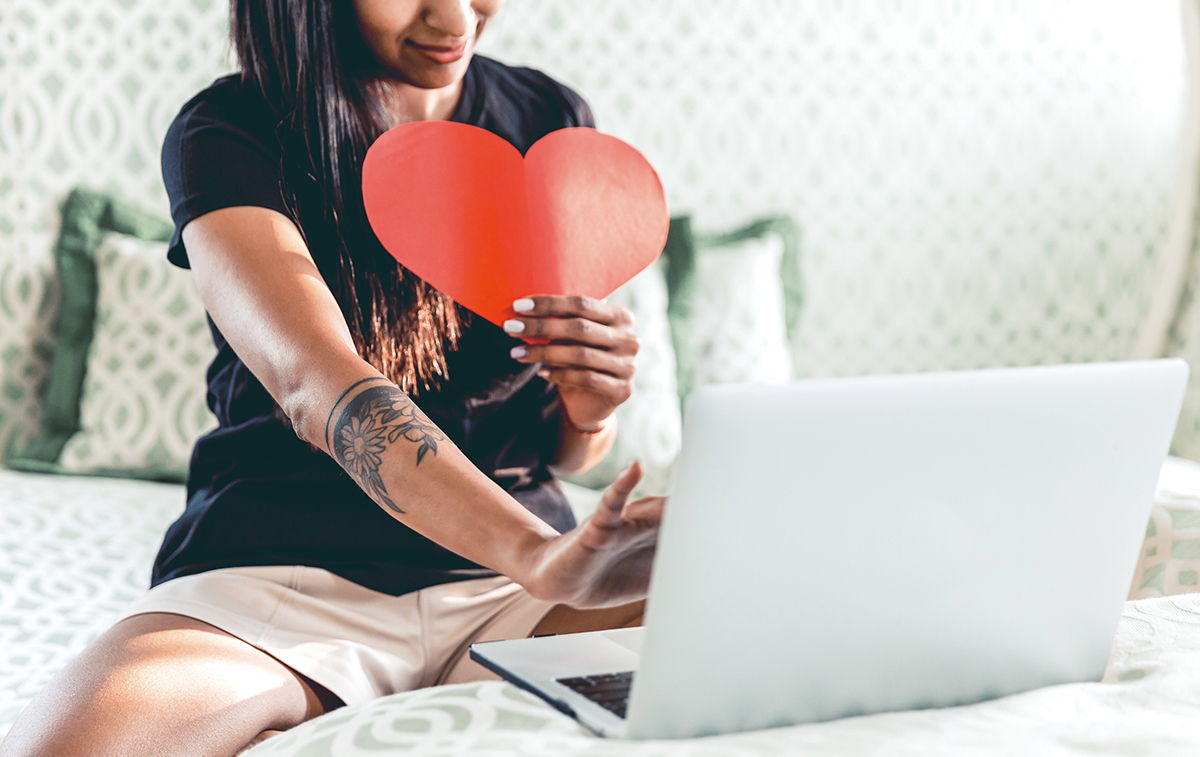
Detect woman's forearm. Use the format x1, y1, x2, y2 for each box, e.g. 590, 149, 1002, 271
297, 372, 560, 584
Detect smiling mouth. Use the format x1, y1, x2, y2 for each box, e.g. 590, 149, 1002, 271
406, 39, 469, 65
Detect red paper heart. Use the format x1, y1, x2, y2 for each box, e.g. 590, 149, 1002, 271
362, 122, 669, 328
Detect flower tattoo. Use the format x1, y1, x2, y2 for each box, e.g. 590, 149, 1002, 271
339, 415, 388, 479
328, 382, 445, 514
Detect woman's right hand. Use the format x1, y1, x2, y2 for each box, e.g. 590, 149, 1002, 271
519, 462, 665, 609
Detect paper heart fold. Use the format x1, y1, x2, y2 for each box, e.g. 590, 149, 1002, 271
362, 122, 669, 328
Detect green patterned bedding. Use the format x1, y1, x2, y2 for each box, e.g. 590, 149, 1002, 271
4, 463, 1200, 754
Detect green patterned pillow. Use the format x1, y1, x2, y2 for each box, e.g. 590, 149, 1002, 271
664, 216, 802, 399
7, 189, 215, 481
56, 233, 215, 478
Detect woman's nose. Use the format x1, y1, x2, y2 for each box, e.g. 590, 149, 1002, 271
421, 0, 474, 39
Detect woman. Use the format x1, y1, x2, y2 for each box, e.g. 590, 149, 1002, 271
0, 1, 663, 754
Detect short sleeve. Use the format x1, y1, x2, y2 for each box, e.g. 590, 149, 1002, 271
559, 85, 596, 130
161, 77, 292, 269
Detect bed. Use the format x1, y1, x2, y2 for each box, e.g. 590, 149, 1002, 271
4, 458, 1200, 754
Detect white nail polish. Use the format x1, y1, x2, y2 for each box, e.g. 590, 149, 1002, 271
512, 298, 535, 313
510, 345, 527, 359
503, 319, 525, 334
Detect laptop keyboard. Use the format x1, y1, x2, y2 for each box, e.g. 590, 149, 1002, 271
557, 671, 634, 719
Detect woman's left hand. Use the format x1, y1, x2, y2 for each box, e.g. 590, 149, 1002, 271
504, 295, 638, 432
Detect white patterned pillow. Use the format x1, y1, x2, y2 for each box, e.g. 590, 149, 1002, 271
687, 233, 793, 392
1129, 457, 1200, 600
57, 234, 216, 478
562, 262, 682, 500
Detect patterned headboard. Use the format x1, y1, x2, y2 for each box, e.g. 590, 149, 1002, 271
1, 0, 1195, 457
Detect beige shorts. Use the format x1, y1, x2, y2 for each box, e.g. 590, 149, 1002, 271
115, 566, 555, 707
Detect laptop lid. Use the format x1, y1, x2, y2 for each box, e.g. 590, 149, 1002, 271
626, 359, 1187, 739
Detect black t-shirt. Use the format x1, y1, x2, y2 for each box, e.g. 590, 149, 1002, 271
154, 56, 593, 596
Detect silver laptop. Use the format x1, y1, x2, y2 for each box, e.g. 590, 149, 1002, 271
471, 359, 1188, 739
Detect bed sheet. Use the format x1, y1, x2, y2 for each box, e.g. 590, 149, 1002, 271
0, 469, 183, 736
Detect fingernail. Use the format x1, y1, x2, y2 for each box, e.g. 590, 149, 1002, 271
503, 319, 525, 334
510, 345, 528, 359
512, 298, 535, 313
538, 368, 551, 379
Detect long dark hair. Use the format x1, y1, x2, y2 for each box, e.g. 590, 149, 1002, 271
231, 0, 462, 394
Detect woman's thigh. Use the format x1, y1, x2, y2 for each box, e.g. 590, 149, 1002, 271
0, 612, 337, 757
531, 600, 646, 637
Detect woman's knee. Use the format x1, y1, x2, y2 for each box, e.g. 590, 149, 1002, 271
0, 612, 321, 757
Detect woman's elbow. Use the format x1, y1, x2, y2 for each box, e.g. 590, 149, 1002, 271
277, 381, 326, 450
275, 354, 389, 454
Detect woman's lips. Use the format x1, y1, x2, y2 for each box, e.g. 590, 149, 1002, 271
407, 39, 468, 65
